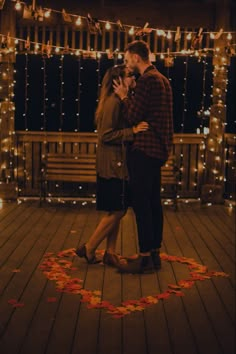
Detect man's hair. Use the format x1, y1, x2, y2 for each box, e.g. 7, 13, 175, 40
125, 40, 150, 62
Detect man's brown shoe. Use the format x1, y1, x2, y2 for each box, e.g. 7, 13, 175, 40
118, 255, 154, 274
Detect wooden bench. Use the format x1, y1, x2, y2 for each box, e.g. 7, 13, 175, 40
40, 153, 178, 209
161, 155, 179, 210
40, 153, 97, 204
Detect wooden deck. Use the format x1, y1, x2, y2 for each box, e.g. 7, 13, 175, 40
0, 200, 235, 354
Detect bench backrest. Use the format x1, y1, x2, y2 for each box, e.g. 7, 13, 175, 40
43, 153, 97, 183
43, 153, 178, 185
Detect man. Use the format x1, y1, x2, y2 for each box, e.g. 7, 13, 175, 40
113, 40, 173, 274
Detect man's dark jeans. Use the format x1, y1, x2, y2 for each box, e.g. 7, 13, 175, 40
127, 149, 163, 253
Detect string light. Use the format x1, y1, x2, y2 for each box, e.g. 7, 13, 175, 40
9, 0, 236, 44
105, 21, 111, 30
197, 56, 210, 133
75, 16, 82, 26
167, 31, 172, 40
75, 53, 81, 132
41, 56, 46, 131
128, 27, 135, 36
24, 53, 28, 131
14, 0, 21, 11
59, 55, 65, 132
181, 57, 189, 133
186, 32, 192, 40
0, 54, 15, 183
44, 9, 51, 18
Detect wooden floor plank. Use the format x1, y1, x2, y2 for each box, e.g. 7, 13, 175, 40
43, 209, 89, 354
120, 210, 147, 354
0, 202, 34, 249
196, 207, 235, 261
12, 208, 77, 354
160, 213, 199, 354
0, 201, 235, 354
209, 205, 235, 241
165, 205, 228, 354
71, 208, 104, 354
0, 208, 58, 353
0, 201, 19, 222
175, 207, 235, 324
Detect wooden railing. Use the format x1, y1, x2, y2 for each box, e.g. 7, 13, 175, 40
16, 131, 209, 198
15, 24, 219, 54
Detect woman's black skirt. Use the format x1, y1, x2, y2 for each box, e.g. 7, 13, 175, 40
96, 175, 131, 211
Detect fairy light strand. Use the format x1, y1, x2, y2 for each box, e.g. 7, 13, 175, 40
75, 53, 81, 132
24, 53, 28, 131
41, 55, 47, 131
59, 54, 64, 132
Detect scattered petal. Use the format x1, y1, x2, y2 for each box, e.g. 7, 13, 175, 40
8, 299, 18, 304
39, 249, 230, 319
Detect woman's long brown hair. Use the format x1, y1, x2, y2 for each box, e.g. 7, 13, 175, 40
95, 64, 127, 124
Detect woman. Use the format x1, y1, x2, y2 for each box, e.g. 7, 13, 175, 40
75, 64, 148, 267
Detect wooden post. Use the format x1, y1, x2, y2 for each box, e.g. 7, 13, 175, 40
201, 0, 231, 204
0, 1, 17, 199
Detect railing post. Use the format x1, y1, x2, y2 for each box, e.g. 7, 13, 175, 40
202, 0, 231, 204
0, 1, 17, 199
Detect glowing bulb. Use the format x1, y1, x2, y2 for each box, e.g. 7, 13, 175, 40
44, 9, 51, 18
167, 31, 172, 39
15, 1, 22, 11
186, 32, 192, 40
105, 21, 111, 30
75, 16, 82, 26
227, 33, 232, 40
129, 27, 134, 35
156, 30, 166, 37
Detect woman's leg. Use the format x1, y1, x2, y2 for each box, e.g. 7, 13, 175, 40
106, 219, 121, 253
85, 210, 126, 257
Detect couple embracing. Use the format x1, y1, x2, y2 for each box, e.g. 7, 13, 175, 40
75, 40, 173, 274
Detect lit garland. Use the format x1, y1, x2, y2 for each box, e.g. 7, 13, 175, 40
41, 56, 46, 131
0, 55, 15, 183
23, 53, 28, 131
204, 43, 231, 191
10, 0, 236, 41
75, 54, 81, 132
197, 56, 210, 134
59, 55, 65, 132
